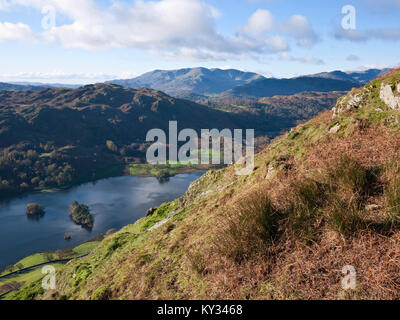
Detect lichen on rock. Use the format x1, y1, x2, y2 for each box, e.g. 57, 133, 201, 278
332, 89, 366, 117
380, 83, 400, 110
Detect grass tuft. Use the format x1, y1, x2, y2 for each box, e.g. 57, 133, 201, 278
217, 189, 281, 262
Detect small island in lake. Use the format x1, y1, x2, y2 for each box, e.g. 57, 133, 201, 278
64, 233, 72, 240
26, 203, 45, 219
69, 201, 94, 229
156, 169, 171, 182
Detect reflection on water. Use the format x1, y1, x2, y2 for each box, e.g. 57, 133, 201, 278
26, 212, 45, 221
0, 172, 203, 269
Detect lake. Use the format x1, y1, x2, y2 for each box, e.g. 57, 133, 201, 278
0, 172, 204, 269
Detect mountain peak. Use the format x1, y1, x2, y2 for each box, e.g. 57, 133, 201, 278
107, 67, 265, 96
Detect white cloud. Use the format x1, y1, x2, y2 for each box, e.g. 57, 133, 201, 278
1, 0, 225, 50
346, 54, 360, 62
0, 0, 318, 61
280, 52, 324, 65
264, 35, 289, 52
0, 0, 11, 10
247, 0, 281, 3
334, 28, 368, 42
242, 9, 274, 36
0, 22, 35, 42
278, 15, 319, 47
335, 27, 400, 42
374, 29, 400, 40
300, 55, 324, 65
365, 0, 400, 12
241, 11, 319, 48
35, 0, 224, 52
360, 63, 393, 70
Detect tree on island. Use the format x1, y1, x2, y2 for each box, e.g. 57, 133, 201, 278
69, 201, 94, 229
156, 169, 171, 183
26, 203, 45, 218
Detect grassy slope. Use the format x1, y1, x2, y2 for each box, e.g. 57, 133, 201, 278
14, 69, 400, 300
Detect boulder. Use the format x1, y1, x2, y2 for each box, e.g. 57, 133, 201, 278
265, 164, 276, 180
329, 123, 341, 134
380, 83, 400, 110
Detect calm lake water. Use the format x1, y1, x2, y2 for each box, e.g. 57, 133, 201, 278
0, 172, 203, 269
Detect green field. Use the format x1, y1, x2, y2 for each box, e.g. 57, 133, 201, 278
0, 236, 103, 300
128, 162, 194, 176
0, 241, 100, 277
0, 263, 65, 300
0, 240, 100, 278
128, 149, 223, 177
72, 241, 100, 255
0, 240, 101, 299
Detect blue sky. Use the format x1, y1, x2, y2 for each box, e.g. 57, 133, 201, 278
0, 0, 399, 83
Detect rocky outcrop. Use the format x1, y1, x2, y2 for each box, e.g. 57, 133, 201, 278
380, 83, 400, 110
332, 89, 366, 117
332, 80, 400, 117
148, 210, 176, 231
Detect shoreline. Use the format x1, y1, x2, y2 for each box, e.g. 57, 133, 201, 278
0, 163, 214, 203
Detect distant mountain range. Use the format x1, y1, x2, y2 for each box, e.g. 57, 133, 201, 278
9, 82, 82, 89
1, 67, 391, 101
305, 68, 392, 84
0, 82, 47, 92
106, 67, 391, 100
220, 77, 357, 99
107, 67, 264, 96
